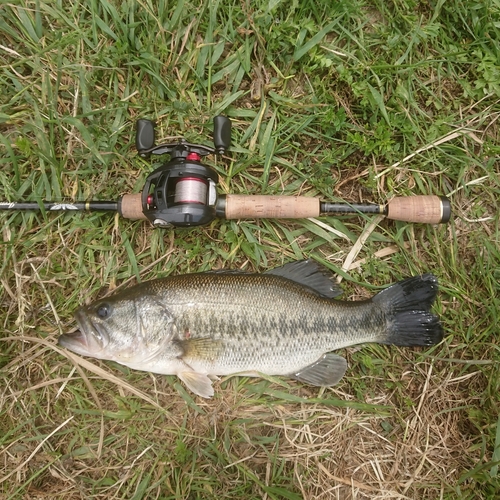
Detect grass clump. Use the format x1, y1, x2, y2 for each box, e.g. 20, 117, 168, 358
1, 0, 500, 498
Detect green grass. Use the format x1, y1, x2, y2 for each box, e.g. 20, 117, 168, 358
1, 0, 499, 498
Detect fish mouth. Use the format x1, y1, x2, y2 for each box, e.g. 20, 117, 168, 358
57, 329, 89, 352
58, 309, 107, 357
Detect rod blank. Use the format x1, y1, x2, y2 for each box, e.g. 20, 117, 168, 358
0, 201, 118, 212
0, 194, 451, 225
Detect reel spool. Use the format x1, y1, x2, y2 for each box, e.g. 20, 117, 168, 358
174, 176, 208, 205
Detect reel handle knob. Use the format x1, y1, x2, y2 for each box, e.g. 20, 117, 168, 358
136, 119, 156, 155
213, 115, 231, 154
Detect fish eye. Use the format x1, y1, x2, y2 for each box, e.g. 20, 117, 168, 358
96, 303, 112, 319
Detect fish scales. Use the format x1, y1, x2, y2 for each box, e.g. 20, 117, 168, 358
58, 260, 443, 398
150, 273, 384, 375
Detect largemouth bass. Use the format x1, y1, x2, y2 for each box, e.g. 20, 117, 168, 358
58, 260, 443, 398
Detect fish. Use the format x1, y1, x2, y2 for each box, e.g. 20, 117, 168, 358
58, 260, 443, 398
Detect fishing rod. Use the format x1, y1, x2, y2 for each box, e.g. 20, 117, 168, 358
0, 116, 451, 227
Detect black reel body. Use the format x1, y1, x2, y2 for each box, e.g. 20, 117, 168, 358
142, 153, 219, 228
136, 117, 231, 228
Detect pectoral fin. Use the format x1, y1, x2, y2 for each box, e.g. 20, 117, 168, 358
177, 370, 215, 398
290, 353, 347, 386
181, 337, 224, 361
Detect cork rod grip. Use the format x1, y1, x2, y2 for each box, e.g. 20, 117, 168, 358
386, 195, 451, 224
224, 195, 321, 219
118, 194, 148, 220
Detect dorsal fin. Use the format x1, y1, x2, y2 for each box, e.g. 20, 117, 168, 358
265, 260, 342, 298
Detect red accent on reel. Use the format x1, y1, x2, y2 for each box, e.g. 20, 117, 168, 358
186, 152, 201, 161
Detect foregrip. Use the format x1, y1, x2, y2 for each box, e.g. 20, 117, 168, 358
118, 194, 147, 220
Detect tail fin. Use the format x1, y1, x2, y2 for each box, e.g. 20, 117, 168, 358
373, 274, 443, 347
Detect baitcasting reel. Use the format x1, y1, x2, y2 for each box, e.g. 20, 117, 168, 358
130, 115, 231, 228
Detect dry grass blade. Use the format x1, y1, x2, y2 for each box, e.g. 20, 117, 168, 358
60, 350, 165, 411
0, 416, 74, 485
341, 215, 384, 277
0, 336, 164, 410
374, 127, 486, 179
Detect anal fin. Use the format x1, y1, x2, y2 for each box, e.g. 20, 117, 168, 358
290, 353, 347, 387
